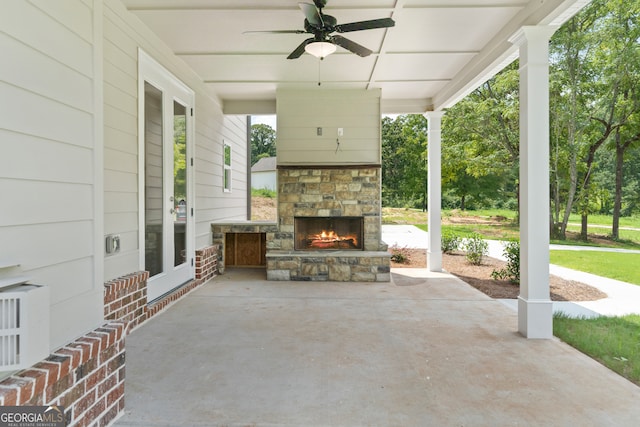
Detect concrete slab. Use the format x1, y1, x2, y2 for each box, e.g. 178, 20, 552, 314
116, 268, 640, 426
381, 224, 429, 249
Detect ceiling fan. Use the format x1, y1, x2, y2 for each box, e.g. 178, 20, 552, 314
245, 0, 395, 59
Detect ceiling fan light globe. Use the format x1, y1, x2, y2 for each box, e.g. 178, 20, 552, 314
305, 41, 336, 58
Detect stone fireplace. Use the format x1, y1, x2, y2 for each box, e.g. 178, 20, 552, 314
213, 88, 390, 282
265, 166, 390, 282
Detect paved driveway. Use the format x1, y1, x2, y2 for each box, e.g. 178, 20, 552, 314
116, 268, 640, 426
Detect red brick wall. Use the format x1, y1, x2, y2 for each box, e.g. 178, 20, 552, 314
196, 245, 219, 283
0, 323, 125, 427
104, 271, 149, 335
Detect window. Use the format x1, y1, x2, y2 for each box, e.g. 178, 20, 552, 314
223, 142, 232, 192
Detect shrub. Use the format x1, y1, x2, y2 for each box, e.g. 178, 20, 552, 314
441, 230, 461, 254
389, 245, 412, 264
463, 233, 488, 265
491, 241, 520, 284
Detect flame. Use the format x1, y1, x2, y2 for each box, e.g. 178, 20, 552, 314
308, 229, 358, 247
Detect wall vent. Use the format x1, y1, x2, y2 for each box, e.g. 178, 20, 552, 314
0, 284, 49, 371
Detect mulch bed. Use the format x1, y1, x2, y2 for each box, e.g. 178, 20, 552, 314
390, 248, 607, 302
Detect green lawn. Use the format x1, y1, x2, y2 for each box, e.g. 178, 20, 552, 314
387, 208, 640, 250
566, 213, 640, 228
553, 314, 640, 386
564, 224, 640, 246
549, 251, 640, 285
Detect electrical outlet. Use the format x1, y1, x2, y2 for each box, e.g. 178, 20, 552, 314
105, 235, 121, 254
317, 127, 323, 136
338, 128, 344, 136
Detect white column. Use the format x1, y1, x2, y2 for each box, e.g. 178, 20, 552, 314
425, 111, 445, 272
510, 26, 557, 339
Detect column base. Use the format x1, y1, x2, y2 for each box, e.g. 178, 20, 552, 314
518, 296, 553, 339
427, 250, 442, 272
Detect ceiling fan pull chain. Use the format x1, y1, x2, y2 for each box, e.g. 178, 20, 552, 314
318, 57, 322, 86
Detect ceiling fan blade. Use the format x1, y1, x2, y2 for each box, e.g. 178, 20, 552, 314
299, 2, 324, 27
335, 17, 395, 33
287, 37, 315, 59
330, 35, 372, 57
243, 30, 306, 35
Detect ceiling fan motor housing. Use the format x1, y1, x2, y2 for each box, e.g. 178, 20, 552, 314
304, 14, 337, 35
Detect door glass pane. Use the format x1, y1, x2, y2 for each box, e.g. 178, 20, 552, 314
144, 82, 164, 277
173, 101, 187, 267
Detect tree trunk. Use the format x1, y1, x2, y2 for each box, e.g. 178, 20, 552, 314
612, 127, 640, 238
461, 194, 466, 211
559, 148, 578, 239
580, 213, 588, 240
612, 135, 624, 239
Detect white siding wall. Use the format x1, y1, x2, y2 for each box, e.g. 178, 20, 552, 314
103, 0, 247, 279
0, 0, 103, 349
276, 89, 381, 165
251, 171, 277, 191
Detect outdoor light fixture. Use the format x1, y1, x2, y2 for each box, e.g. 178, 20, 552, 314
305, 41, 336, 59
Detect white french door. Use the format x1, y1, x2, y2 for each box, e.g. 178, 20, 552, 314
138, 50, 195, 301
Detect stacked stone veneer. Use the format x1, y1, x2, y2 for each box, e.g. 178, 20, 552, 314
0, 245, 219, 426
268, 166, 390, 282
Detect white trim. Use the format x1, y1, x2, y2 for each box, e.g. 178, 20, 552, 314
223, 141, 232, 193
511, 26, 556, 339
426, 111, 445, 272
93, 0, 104, 289
137, 49, 196, 300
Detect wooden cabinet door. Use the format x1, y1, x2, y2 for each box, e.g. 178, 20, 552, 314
225, 233, 266, 266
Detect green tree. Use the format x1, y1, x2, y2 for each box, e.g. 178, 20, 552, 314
549, 2, 604, 240
597, 0, 640, 238
250, 123, 276, 165
442, 62, 520, 211
550, 0, 640, 240
381, 115, 428, 208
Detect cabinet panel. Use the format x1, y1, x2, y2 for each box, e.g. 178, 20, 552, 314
225, 233, 266, 267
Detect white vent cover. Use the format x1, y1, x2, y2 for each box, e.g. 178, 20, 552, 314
0, 284, 49, 371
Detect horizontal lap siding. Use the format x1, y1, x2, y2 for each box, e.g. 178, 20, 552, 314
103, 0, 248, 277
0, 0, 102, 349
102, 3, 141, 281
277, 89, 381, 165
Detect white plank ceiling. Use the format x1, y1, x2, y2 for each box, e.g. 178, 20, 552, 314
122, 0, 591, 113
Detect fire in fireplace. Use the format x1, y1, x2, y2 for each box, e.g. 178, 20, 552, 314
295, 217, 364, 251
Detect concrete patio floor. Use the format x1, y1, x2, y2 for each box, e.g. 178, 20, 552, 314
115, 268, 640, 427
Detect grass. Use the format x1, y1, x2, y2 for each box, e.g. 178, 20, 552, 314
395, 207, 640, 250
251, 187, 277, 198
566, 213, 640, 228
549, 251, 640, 285
415, 223, 521, 241
443, 208, 518, 221
381, 207, 427, 224
553, 313, 640, 386
564, 224, 640, 247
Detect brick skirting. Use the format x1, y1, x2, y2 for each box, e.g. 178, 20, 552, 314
0, 322, 125, 427
104, 271, 149, 335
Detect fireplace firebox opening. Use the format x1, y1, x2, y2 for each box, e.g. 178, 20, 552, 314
295, 217, 364, 251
